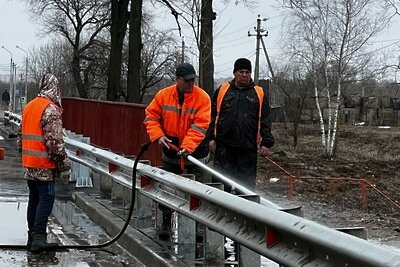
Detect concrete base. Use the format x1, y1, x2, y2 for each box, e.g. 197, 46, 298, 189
72, 191, 188, 267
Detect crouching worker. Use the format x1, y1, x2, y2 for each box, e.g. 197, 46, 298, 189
19, 74, 71, 253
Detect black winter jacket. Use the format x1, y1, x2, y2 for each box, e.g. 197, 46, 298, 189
206, 80, 274, 150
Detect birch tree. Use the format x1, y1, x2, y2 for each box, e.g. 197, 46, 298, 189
387, 0, 400, 85
282, 0, 390, 158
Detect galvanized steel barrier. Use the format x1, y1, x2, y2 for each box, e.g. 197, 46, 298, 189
5, 111, 400, 266
4, 110, 21, 131
63, 132, 400, 267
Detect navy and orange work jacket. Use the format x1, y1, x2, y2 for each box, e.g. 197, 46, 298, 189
215, 82, 264, 143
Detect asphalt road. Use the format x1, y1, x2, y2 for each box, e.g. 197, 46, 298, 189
0, 110, 144, 266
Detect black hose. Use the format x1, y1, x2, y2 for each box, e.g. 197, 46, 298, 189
0, 141, 152, 251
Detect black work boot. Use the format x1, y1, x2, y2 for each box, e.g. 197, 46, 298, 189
30, 232, 59, 253
158, 213, 172, 241
26, 230, 33, 251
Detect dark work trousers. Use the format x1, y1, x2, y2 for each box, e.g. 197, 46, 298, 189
159, 161, 208, 216
27, 180, 55, 233
212, 143, 257, 193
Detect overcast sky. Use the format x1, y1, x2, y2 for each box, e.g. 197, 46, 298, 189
0, 0, 41, 75
1, 0, 399, 80
0, 0, 285, 79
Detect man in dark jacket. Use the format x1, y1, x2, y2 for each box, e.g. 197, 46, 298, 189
2, 89, 10, 109
207, 58, 274, 192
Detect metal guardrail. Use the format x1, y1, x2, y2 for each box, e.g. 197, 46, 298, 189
4, 111, 400, 266
2, 111, 21, 139
64, 134, 400, 267
4, 110, 21, 127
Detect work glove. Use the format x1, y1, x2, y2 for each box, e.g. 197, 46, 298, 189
177, 148, 190, 159
59, 169, 72, 184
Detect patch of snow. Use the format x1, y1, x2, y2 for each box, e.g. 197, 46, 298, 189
270, 178, 280, 183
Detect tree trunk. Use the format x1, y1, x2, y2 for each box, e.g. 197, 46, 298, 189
71, 49, 87, 99
127, 0, 143, 103
107, 0, 130, 102
198, 0, 214, 97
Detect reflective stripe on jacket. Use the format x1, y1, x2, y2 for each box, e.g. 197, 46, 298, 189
144, 84, 211, 158
214, 82, 264, 143
22, 97, 56, 169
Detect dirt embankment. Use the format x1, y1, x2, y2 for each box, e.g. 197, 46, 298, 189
256, 123, 400, 245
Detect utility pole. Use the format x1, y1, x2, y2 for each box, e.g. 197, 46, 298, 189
19, 72, 24, 111
13, 63, 17, 112
248, 15, 268, 84
1, 45, 13, 111
176, 37, 190, 63
179, 37, 192, 63
181, 37, 185, 63
16, 45, 28, 108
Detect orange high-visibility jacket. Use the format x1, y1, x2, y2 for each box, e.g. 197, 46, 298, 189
144, 84, 211, 154
21, 97, 56, 169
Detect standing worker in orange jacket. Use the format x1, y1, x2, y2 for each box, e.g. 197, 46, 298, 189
18, 74, 71, 253
144, 63, 211, 240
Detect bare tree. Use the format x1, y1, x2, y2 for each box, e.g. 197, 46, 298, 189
138, 29, 179, 102
156, 0, 257, 96
29, 41, 73, 95
121, 0, 178, 103
274, 64, 312, 148
281, 0, 391, 158
127, 0, 143, 103
158, 0, 210, 90
386, 0, 400, 86
387, 0, 400, 16
26, 0, 111, 99
107, 0, 129, 101
29, 37, 110, 99
198, 0, 215, 96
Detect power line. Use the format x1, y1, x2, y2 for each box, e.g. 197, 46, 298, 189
215, 22, 255, 38
214, 39, 253, 50
215, 51, 256, 77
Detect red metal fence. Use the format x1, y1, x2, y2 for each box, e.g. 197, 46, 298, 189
263, 156, 400, 211
62, 97, 162, 166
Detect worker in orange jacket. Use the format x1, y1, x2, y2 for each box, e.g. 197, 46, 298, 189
19, 74, 71, 253
144, 62, 211, 240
